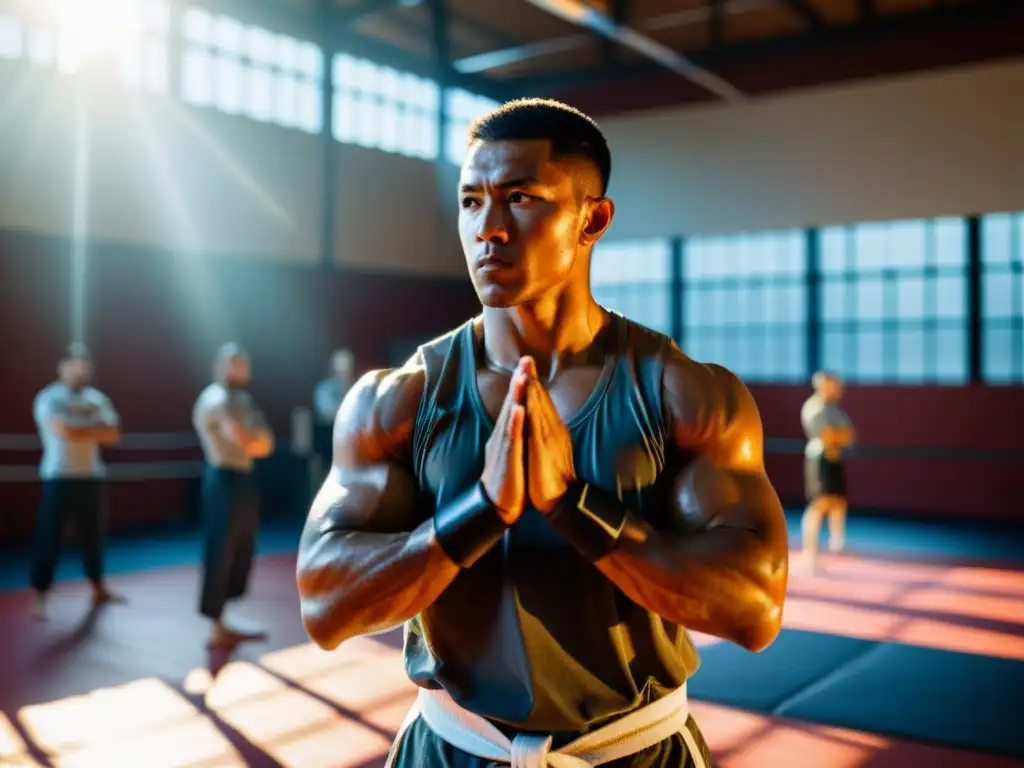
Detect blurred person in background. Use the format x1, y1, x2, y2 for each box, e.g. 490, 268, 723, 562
31, 342, 123, 620
800, 370, 856, 573
193, 342, 274, 647
312, 347, 356, 474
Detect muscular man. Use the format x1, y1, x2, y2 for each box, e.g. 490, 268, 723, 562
297, 100, 789, 767
193, 343, 274, 646
800, 371, 855, 572
312, 348, 355, 473
31, 343, 122, 619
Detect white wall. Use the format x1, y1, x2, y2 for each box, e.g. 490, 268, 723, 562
0, 60, 469, 276
600, 58, 1024, 239
7, 52, 1022, 279
335, 145, 464, 276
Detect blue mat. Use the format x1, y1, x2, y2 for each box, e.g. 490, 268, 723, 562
688, 629, 877, 711
783, 509, 1024, 565
0, 523, 301, 592
778, 641, 1024, 758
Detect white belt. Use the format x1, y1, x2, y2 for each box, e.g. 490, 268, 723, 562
410, 683, 706, 768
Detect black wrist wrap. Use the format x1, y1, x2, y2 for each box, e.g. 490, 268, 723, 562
433, 481, 509, 568
547, 481, 628, 562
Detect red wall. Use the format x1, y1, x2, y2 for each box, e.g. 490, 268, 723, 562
750, 384, 1024, 523
0, 229, 479, 538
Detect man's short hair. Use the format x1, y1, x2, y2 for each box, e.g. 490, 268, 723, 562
468, 98, 612, 195
216, 342, 247, 365
812, 370, 841, 389
62, 342, 91, 361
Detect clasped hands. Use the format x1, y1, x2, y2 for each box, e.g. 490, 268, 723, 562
480, 357, 576, 524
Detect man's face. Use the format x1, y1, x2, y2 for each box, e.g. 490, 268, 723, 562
332, 351, 354, 382
821, 377, 843, 402
458, 139, 601, 308
59, 356, 92, 389
222, 354, 251, 388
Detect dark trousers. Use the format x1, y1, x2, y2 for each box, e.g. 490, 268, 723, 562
199, 466, 260, 620
313, 422, 333, 468
30, 478, 105, 593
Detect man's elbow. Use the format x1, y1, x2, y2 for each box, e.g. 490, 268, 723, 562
733, 585, 785, 652
734, 611, 782, 653
299, 603, 348, 652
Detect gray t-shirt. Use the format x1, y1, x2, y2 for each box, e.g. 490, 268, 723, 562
313, 378, 350, 426
192, 383, 269, 473
33, 382, 119, 480
801, 395, 853, 459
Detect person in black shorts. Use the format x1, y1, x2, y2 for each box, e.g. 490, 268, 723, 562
297, 99, 790, 767
800, 370, 856, 572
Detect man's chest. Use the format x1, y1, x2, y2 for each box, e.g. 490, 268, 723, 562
57, 394, 100, 421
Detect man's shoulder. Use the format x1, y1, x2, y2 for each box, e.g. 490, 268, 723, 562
618, 315, 675, 359
36, 381, 62, 397
348, 363, 426, 428
194, 383, 227, 410
801, 396, 823, 419
415, 320, 474, 369
334, 364, 426, 461
34, 382, 64, 409
82, 386, 111, 403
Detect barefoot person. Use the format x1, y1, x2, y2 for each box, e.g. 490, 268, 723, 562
297, 99, 789, 766
31, 343, 123, 619
193, 343, 274, 646
800, 370, 855, 572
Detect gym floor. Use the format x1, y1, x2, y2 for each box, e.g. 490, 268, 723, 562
1, 511, 1023, 767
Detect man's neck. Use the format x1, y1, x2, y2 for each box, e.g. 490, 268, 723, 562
481, 290, 608, 380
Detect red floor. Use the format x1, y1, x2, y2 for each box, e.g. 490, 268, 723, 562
1, 554, 1023, 767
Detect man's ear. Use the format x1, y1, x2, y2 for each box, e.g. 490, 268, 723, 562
580, 197, 614, 247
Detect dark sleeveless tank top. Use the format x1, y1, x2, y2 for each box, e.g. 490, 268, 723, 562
406, 312, 701, 737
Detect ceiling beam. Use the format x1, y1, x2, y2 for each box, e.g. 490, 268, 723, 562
777, 0, 825, 27
334, 0, 408, 27
426, 0, 450, 71
858, 0, 875, 22
521, 0, 747, 102
602, 0, 631, 65
708, 0, 726, 47
506, 0, 1021, 96
452, 0, 770, 74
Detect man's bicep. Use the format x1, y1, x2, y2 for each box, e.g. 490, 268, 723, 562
313, 366, 426, 536
98, 395, 120, 425
662, 353, 780, 533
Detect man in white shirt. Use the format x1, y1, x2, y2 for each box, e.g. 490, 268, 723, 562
31, 343, 122, 619
192, 343, 275, 647
800, 370, 856, 572
311, 347, 355, 472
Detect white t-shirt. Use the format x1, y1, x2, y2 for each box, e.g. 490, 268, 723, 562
801, 395, 853, 459
192, 383, 269, 473
33, 382, 119, 480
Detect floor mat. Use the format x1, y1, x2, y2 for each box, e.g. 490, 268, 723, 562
0, 523, 301, 592
783, 510, 1024, 566
687, 629, 878, 712
777, 641, 1024, 758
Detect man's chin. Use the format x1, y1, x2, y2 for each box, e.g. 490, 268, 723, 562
475, 283, 525, 309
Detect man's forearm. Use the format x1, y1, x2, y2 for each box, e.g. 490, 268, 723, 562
297, 518, 460, 650
65, 424, 119, 444
596, 523, 784, 651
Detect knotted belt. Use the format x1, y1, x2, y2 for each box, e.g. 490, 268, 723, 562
410, 682, 706, 768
